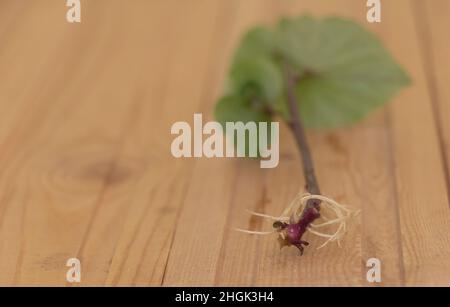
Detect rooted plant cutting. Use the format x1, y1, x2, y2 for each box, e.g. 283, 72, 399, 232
214, 15, 409, 254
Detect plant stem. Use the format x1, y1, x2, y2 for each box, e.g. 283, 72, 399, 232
284, 64, 321, 211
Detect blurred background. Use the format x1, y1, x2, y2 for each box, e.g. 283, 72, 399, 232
0, 0, 449, 286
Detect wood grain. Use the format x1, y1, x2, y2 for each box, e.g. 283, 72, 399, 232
0, 0, 449, 286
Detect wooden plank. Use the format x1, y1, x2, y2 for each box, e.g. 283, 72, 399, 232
382, 0, 450, 285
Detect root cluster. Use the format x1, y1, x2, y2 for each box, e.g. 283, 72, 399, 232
236, 192, 359, 251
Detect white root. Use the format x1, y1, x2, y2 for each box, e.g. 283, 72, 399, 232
244, 209, 289, 222
236, 192, 360, 249
234, 228, 276, 235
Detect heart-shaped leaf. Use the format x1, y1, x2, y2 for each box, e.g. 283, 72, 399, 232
215, 15, 410, 151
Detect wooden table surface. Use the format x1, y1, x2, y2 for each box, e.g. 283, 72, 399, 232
0, 0, 449, 286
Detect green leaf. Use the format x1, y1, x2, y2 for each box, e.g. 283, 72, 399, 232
215, 95, 271, 124
227, 27, 282, 103
215, 13, 410, 153
275, 16, 410, 128
232, 27, 275, 62
214, 95, 271, 157
229, 57, 282, 103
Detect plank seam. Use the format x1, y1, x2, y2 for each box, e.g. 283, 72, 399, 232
213, 163, 242, 286
160, 163, 197, 286
385, 110, 406, 286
